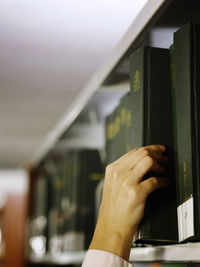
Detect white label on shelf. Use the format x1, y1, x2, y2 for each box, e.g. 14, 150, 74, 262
177, 196, 194, 242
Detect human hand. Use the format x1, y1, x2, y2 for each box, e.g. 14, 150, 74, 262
89, 145, 169, 261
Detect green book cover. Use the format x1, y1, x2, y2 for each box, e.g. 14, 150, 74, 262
119, 93, 131, 156
169, 44, 181, 216
45, 157, 64, 253
129, 46, 178, 243
173, 22, 200, 242
114, 105, 121, 160
105, 114, 112, 165
108, 110, 115, 164
29, 169, 49, 255
125, 93, 133, 153
69, 151, 79, 233
80, 149, 103, 249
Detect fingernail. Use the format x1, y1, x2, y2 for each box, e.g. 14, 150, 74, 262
159, 145, 166, 152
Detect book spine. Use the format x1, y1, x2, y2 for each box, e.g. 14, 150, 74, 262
125, 94, 132, 153
130, 46, 178, 243
192, 24, 200, 238
114, 106, 121, 160
146, 47, 178, 242
105, 114, 111, 165
82, 150, 103, 249
119, 96, 126, 157
129, 47, 149, 240
169, 44, 180, 207
129, 46, 145, 148
174, 23, 195, 242
110, 111, 115, 163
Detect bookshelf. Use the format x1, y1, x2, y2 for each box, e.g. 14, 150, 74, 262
27, 0, 200, 265
28, 243, 200, 265
28, 251, 86, 265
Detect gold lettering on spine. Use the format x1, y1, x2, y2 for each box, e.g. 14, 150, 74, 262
133, 69, 141, 92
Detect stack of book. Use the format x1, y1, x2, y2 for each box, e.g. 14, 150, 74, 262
28, 149, 103, 256
105, 22, 200, 244
28, 22, 200, 257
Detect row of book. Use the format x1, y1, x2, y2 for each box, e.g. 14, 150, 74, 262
105, 22, 200, 244
28, 22, 200, 256
28, 149, 103, 256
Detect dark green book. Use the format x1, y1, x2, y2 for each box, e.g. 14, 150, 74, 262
119, 93, 131, 156
80, 149, 103, 249
129, 46, 178, 243
105, 114, 112, 165
169, 44, 181, 236
125, 93, 132, 153
173, 23, 200, 242
29, 169, 49, 255
114, 105, 121, 160
106, 110, 116, 164
46, 157, 64, 254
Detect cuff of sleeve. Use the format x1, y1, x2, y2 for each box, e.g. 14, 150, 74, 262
82, 249, 133, 267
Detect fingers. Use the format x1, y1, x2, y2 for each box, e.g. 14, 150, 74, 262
126, 154, 167, 185
113, 145, 167, 173
140, 177, 169, 196
106, 145, 168, 190
129, 146, 168, 168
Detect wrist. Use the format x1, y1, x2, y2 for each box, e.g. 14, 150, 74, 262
89, 218, 135, 261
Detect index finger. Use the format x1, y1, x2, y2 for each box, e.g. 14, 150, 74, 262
143, 144, 166, 152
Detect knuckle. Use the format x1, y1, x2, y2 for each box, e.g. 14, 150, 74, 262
127, 185, 140, 199
141, 147, 150, 157
145, 155, 154, 167
150, 177, 159, 187
106, 164, 121, 180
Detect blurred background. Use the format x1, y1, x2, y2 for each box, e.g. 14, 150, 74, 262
0, 0, 147, 266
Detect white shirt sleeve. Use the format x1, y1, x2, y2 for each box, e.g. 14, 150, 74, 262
82, 249, 134, 267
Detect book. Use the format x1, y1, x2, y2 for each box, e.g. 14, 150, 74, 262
28, 169, 49, 256
105, 92, 132, 164
105, 114, 112, 165
80, 149, 104, 249
173, 23, 200, 242
169, 43, 181, 239
60, 149, 103, 250
46, 156, 65, 254
119, 93, 132, 156
63, 151, 85, 251
129, 46, 178, 243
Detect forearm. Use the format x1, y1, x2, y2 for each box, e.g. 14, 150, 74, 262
89, 214, 135, 261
